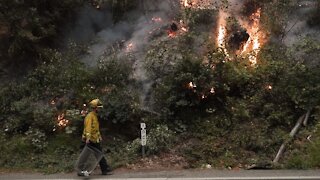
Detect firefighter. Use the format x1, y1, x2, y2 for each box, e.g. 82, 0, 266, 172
80, 98, 112, 176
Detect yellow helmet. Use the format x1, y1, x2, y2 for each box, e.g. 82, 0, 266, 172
89, 99, 103, 108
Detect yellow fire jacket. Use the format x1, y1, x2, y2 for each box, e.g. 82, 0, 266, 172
82, 111, 102, 143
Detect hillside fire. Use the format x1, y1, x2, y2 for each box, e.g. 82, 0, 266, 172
181, 0, 266, 65
215, 8, 265, 65
228, 29, 250, 51
240, 8, 264, 65
166, 21, 188, 38
167, 22, 178, 38
52, 113, 69, 132
217, 10, 230, 58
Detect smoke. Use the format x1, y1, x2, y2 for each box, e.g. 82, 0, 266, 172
119, 0, 179, 108
66, 0, 179, 109
283, 0, 319, 46
66, 4, 113, 44
80, 21, 133, 66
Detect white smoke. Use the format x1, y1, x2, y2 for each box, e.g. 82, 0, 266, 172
66, 4, 113, 44
283, 0, 319, 46
66, 0, 180, 108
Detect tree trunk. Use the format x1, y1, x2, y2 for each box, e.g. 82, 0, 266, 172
303, 110, 311, 126
273, 113, 307, 163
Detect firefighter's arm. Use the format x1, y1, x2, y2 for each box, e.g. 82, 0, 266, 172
84, 114, 92, 143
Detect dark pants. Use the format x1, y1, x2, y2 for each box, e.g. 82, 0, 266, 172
89, 142, 110, 172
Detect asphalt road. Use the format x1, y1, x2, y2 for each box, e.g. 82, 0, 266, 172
1, 169, 320, 180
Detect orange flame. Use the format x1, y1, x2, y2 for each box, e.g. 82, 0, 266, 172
266, 85, 272, 90
167, 21, 188, 38
188, 82, 196, 88
57, 113, 69, 128
241, 8, 264, 66
183, 0, 191, 7
217, 11, 229, 58
167, 30, 177, 38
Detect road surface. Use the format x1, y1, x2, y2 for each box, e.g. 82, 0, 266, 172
1, 169, 320, 179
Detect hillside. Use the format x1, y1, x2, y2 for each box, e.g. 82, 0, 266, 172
0, 0, 320, 173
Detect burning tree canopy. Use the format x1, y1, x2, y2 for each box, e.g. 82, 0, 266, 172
228, 29, 250, 51
241, 0, 262, 17
213, 3, 266, 65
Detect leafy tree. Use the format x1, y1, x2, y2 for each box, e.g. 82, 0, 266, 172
0, 0, 85, 71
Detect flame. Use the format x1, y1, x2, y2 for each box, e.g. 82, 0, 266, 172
180, 19, 189, 32
241, 8, 264, 66
214, 8, 265, 65
56, 113, 69, 128
210, 87, 215, 94
188, 82, 196, 88
58, 119, 69, 127
266, 85, 272, 90
152, 17, 162, 23
183, 0, 191, 7
126, 42, 134, 52
167, 21, 188, 38
181, 27, 188, 32
217, 11, 229, 58
167, 30, 177, 38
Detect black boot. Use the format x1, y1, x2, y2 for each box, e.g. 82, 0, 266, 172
101, 167, 113, 175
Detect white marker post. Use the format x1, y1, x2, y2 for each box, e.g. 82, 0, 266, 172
140, 123, 146, 158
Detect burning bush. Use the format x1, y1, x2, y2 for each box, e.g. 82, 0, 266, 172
224, 15, 250, 52
228, 29, 250, 51
241, 0, 263, 17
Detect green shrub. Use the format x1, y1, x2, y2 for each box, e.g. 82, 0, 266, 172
308, 141, 320, 167
145, 124, 176, 155
89, 54, 142, 126
185, 9, 217, 30
107, 124, 176, 167
25, 128, 48, 152
106, 137, 140, 168
306, 119, 320, 168
286, 152, 310, 169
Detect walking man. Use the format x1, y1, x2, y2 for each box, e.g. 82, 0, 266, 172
79, 98, 112, 176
